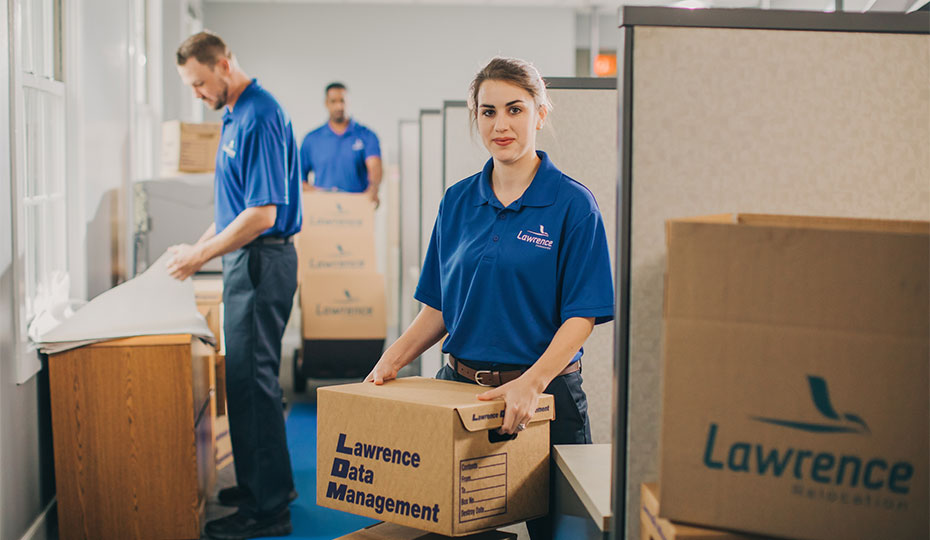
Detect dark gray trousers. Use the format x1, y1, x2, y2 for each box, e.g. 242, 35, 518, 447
222, 242, 297, 518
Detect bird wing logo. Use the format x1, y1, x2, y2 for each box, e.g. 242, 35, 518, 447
751, 375, 869, 434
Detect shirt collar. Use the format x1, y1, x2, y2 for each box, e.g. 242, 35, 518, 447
473, 151, 561, 209
327, 119, 356, 137
223, 78, 259, 121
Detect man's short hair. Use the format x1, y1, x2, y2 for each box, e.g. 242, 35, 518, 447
325, 82, 347, 96
176, 31, 230, 67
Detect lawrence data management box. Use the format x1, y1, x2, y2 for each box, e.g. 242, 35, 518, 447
318, 377, 554, 536
660, 214, 929, 540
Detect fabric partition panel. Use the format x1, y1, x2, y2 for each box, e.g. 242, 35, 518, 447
442, 101, 488, 189
399, 120, 420, 340
419, 110, 444, 377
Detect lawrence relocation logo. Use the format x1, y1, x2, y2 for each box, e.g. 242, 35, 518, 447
701, 375, 914, 512
307, 244, 367, 270
315, 289, 373, 317
306, 203, 364, 227
516, 225, 554, 250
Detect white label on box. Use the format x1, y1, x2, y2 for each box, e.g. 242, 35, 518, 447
459, 453, 508, 523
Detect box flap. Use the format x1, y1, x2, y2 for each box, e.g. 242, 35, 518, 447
455, 394, 555, 432
664, 215, 929, 338
668, 213, 930, 235
318, 377, 509, 409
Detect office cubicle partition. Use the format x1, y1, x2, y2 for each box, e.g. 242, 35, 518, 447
419, 110, 444, 377
611, 8, 930, 540
398, 120, 420, 345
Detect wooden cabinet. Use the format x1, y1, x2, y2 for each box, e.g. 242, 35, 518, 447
49, 334, 215, 540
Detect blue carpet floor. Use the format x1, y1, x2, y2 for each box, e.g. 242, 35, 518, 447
267, 402, 378, 540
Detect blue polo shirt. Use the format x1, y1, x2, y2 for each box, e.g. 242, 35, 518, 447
215, 79, 302, 238
415, 151, 614, 367
299, 119, 381, 192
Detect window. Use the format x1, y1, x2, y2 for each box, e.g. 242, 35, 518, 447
11, 0, 69, 382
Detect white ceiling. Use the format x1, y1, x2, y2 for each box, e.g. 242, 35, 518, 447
204, 0, 916, 10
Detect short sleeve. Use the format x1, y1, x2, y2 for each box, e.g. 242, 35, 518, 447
558, 210, 614, 324
240, 119, 289, 208
298, 133, 313, 181
363, 129, 381, 160
414, 199, 443, 311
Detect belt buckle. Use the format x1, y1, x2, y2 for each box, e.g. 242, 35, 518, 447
474, 370, 495, 387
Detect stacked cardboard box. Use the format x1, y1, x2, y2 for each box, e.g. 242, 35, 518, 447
298, 191, 386, 378
318, 377, 553, 536
160, 120, 221, 176
658, 214, 929, 540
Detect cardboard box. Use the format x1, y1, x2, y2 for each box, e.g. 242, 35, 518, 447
297, 231, 377, 273
301, 191, 376, 238
660, 214, 929, 540
335, 521, 517, 539
301, 271, 386, 340
160, 120, 221, 175
317, 377, 554, 536
640, 483, 768, 540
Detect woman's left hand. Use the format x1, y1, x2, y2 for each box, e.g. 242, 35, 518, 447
477, 378, 542, 435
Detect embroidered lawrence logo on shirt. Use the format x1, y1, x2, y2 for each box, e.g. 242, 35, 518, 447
516, 225, 554, 250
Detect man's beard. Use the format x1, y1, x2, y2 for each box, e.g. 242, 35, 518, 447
212, 84, 230, 110
331, 113, 346, 123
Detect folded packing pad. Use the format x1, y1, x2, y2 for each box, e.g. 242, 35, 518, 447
34, 252, 216, 354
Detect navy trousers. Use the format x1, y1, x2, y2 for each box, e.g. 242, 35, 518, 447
222, 242, 297, 518
435, 361, 592, 540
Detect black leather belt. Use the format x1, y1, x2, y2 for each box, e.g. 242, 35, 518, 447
248, 235, 292, 246
449, 356, 581, 387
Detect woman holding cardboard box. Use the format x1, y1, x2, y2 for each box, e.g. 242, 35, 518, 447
365, 57, 614, 539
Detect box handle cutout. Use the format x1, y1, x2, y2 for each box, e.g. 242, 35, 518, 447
488, 429, 518, 443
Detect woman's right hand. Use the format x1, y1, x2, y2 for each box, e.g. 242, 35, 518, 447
364, 354, 400, 385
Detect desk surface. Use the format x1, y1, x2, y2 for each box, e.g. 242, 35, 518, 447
553, 443, 612, 531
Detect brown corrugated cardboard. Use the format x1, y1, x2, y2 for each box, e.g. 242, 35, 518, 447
301, 191, 376, 238
300, 271, 386, 340
335, 521, 517, 539
660, 214, 930, 540
640, 483, 770, 540
318, 378, 554, 536
297, 231, 376, 273
160, 120, 221, 174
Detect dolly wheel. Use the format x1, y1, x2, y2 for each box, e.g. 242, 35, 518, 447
293, 348, 307, 393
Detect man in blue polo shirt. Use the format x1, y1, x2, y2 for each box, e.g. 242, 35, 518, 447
299, 82, 383, 205
168, 31, 300, 540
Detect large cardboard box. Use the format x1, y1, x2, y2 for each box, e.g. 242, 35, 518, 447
640, 483, 768, 540
317, 378, 554, 536
160, 120, 221, 175
297, 231, 377, 273
335, 521, 517, 539
301, 191, 376, 238
301, 271, 386, 340
660, 214, 929, 540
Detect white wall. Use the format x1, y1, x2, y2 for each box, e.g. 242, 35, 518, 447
81, 1, 134, 298
200, 2, 575, 167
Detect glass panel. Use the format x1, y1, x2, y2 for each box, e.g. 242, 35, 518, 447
23, 88, 38, 198
21, 0, 36, 74
24, 204, 39, 321
48, 198, 66, 274
49, 95, 65, 194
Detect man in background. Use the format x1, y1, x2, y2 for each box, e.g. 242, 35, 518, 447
300, 82, 383, 205
168, 31, 300, 540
